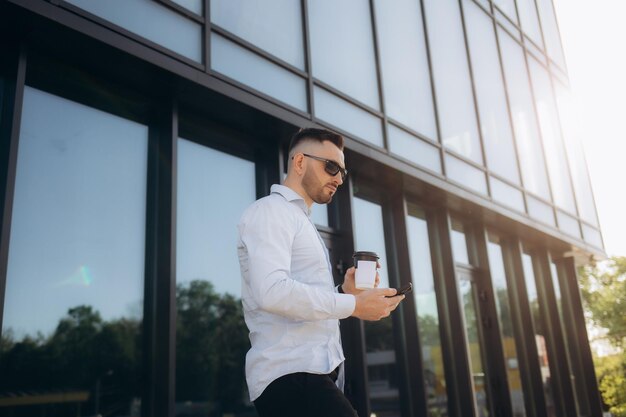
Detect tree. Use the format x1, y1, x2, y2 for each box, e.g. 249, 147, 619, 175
579, 256, 626, 417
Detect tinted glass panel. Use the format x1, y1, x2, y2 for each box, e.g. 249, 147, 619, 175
498, 29, 551, 199
528, 58, 576, 213
445, 155, 488, 195
1, 87, 147, 416
464, 0, 520, 184
582, 224, 603, 249
486, 239, 527, 417
388, 125, 442, 174
353, 197, 400, 416
451, 226, 470, 266
374, 0, 437, 139
175, 138, 256, 415
211, 32, 308, 111
521, 254, 557, 417
424, 0, 482, 164
314, 86, 384, 147
515, 0, 543, 46
66, 0, 202, 62
527, 196, 556, 226
536, 0, 566, 68
406, 206, 449, 416
309, 0, 380, 109
496, 10, 522, 40
556, 211, 580, 238
490, 177, 525, 213
553, 82, 598, 225
211, 0, 304, 69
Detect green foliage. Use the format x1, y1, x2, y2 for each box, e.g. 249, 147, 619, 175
580, 256, 626, 416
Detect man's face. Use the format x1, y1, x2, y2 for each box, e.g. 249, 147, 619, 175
300, 140, 345, 205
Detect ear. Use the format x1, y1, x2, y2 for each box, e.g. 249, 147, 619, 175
292, 153, 306, 176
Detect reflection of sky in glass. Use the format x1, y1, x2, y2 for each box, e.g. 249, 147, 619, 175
352, 197, 389, 288
406, 212, 438, 318
176, 138, 256, 297
3, 87, 148, 339
451, 229, 470, 265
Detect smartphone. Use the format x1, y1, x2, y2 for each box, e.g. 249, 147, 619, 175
386, 282, 412, 297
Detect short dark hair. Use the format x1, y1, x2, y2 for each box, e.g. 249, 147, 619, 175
288, 127, 344, 153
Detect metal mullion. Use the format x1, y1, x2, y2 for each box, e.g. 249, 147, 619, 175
341, 176, 369, 417
210, 25, 308, 78
147, 98, 178, 417
457, 0, 491, 197
312, 79, 384, 118
427, 208, 477, 417
445, 148, 488, 172
532, 250, 577, 417
418, 0, 447, 179
470, 224, 515, 417
368, 0, 389, 151
381, 184, 414, 417
154, 0, 204, 24
301, 0, 314, 118
395, 199, 430, 417
555, 257, 603, 417
0, 41, 26, 335
203, 0, 210, 72
502, 238, 548, 417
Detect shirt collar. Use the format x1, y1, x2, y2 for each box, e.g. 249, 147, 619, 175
270, 184, 311, 216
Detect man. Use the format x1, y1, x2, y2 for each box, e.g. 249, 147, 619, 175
237, 127, 405, 417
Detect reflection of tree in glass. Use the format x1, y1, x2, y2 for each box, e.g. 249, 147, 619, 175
495, 288, 514, 338
462, 285, 479, 343
528, 298, 545, 336
175, 280, 251, 415
417, 314, 440, 347
0, 305, 142, 417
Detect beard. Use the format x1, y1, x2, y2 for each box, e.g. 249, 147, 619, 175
302, 168, 334, 204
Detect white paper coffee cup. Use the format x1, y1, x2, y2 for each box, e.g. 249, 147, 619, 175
353, 251, 379, 289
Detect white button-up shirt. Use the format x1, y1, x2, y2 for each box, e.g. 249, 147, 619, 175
237, 184, 356, 401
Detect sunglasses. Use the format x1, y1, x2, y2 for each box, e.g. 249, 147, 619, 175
300, 153, 348, 180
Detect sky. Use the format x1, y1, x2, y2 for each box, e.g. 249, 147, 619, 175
553, 0, 626, 258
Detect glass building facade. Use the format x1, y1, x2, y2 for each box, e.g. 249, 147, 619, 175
0, 0, 604, 416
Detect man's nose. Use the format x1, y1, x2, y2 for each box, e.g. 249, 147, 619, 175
334, 171, 344, 186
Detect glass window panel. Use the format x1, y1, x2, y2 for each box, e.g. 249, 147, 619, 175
515, 0, 543, 46
528, 57, 577, 213
556, 210, 580, 238
314, 86, 384, 148
451, 222, 471, 265
553, 82, 599, 225
536, 0, 566, 69
496, 9, 521, 40
406, 206, 449, 416
66, 0, 202, 62
491, 177, 525, 213
310, 203, 330, 228
210, 0, 304, 69
582, 224, 603, 249
211, 32, 308, 112
1, 86, 147, 416
172, 0, 202, 15
527, 196, 555, 226
486, 239, 527, 417
388, 124, 442, 174
374, 0, 437, 139
457, 268, 490, 416
445, 154, 488, 195
175, 138, 256, 414
464, 0, 520, 183
494, 0, 518, 22
521, 254, 557, 417
525, 37, 547, 64
353, 197, 401, 416
498, 29, 551, 199
309, 0, 380, 109
424, 0, 483, 164
475, 0, 491, 10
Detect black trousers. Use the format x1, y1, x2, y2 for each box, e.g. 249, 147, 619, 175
254, 369, 359, 417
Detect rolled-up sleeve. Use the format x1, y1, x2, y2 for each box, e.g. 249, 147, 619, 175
239, 202, 355, 321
